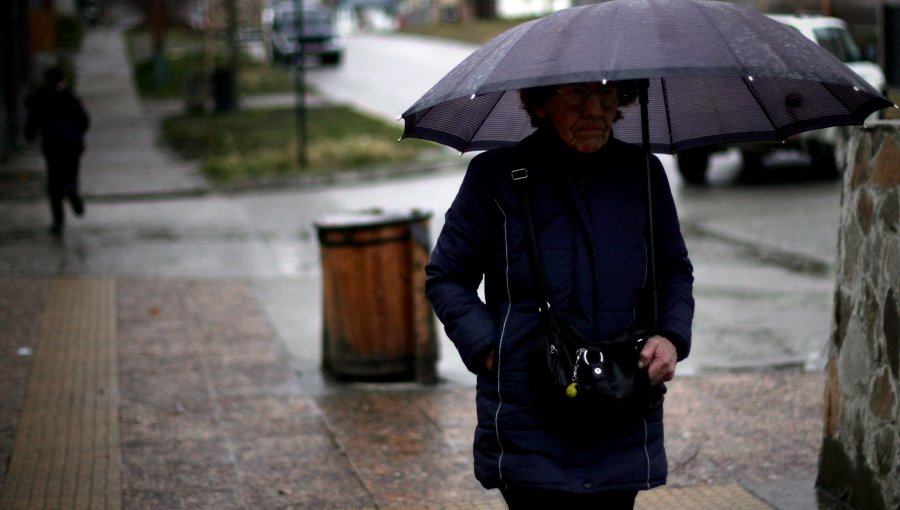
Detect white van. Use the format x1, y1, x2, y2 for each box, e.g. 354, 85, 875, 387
262, 1, 343, 66
677, 14, 889, 184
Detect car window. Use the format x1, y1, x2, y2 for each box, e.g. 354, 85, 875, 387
813, 27, 862, 63
273, 8, 334, 36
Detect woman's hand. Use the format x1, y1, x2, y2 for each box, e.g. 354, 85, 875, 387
638, 336, 678, 386
483, 347, 496, 373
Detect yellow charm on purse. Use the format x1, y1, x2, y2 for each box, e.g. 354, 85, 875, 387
566, 382, 578, 399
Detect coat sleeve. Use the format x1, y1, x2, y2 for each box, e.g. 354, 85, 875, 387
650, 158, 695, 361
425, 155, 501, 374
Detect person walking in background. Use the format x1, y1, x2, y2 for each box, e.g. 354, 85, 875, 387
25, 66, 90, 236
425, 81, 694, 509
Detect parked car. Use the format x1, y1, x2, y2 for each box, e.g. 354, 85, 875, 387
676, 14, 889, 184
262, 1, 343, 66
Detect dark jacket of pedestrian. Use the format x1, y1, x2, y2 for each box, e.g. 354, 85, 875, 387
25, 67, 91, 233
25, 69, 90, 154
425, 118, 694, 498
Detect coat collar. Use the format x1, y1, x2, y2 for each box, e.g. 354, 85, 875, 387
516, 128, 629, 177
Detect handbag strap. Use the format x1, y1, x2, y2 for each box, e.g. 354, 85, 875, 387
511, 168, 551, 313
510, 166, 658, 323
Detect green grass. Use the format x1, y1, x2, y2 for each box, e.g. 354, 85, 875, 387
401, 17, 537, 44
162, 105, 435, 183
133, 52, 295, 99
56, 14, 84, 50
126, 27, 294, 99
128, 26, 443, 183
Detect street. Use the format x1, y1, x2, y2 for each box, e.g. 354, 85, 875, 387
0, 33, 843, 387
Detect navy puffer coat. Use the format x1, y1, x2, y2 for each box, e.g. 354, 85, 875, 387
426, 129, 694, 493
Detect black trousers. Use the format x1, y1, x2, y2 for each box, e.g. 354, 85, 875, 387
501, 487, 638, 510
45, 148, 84, 229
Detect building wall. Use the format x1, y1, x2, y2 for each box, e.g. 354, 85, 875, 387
818, 121, 900, 510
1, 0, 32, 160
495, 0, 567, 19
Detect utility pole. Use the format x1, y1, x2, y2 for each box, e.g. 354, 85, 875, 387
225, 0, 240, 110
294, 0, 308, 167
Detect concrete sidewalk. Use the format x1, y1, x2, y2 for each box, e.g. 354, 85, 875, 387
1, 275, 830, 509
0, 27, 839, 510
76, 27, 209, 199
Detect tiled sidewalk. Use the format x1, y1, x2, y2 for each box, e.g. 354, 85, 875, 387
1, 276, 827, 509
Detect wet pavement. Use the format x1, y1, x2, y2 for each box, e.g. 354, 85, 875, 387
0, 27, 846, 509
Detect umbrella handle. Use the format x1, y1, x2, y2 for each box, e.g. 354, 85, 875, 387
638, 79, 659, 328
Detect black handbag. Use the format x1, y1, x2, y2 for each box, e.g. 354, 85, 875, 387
511, 167, 664, 425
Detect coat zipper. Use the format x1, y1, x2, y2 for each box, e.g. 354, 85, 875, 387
493, 199, 511, 484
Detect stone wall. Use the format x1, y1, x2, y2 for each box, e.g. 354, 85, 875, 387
817, 121, 900, 510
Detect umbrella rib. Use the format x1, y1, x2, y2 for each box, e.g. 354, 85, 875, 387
740, 76, 781, 138
473, 19, 541, 96
819, 81, 856, 120
692, 1, 750, 77
467, 91, 511, 149
659, 77, 676, 152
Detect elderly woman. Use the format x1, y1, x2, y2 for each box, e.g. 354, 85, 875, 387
425, 81, 694, 509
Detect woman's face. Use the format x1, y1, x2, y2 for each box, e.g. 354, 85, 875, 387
536, 82, 619, 154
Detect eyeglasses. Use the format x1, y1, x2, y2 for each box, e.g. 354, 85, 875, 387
556, 86, 618, 107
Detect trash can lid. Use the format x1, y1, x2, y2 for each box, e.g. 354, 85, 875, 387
314, 209, 432, 231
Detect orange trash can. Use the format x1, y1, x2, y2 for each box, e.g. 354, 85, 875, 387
315, 210, 436, 383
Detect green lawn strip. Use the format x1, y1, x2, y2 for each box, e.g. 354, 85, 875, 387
126, 27, 295, 99
133, 51, 296, 99
400, 17, 537, 44
161, 105, 436, 183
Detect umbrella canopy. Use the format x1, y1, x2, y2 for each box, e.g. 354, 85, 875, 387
401, 0, 894, 153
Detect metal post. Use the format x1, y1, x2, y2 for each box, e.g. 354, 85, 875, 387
638, 79, 659, 327
226, 0, 239, 110
294, 0, 308, 167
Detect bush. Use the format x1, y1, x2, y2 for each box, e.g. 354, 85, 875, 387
56, 15, 84, 50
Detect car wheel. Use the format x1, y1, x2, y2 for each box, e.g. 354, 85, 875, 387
677, 148, 710, 185
321, 53, 342, 66
740, 150, 764, 173
810, 142, 839, 177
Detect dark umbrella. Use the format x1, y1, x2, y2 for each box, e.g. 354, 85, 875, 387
400, 0, 893, 325
400, 0, 893, 154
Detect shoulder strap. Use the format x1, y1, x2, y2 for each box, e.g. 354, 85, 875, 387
511, 168, 551, 313
511, 165, 660, 324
